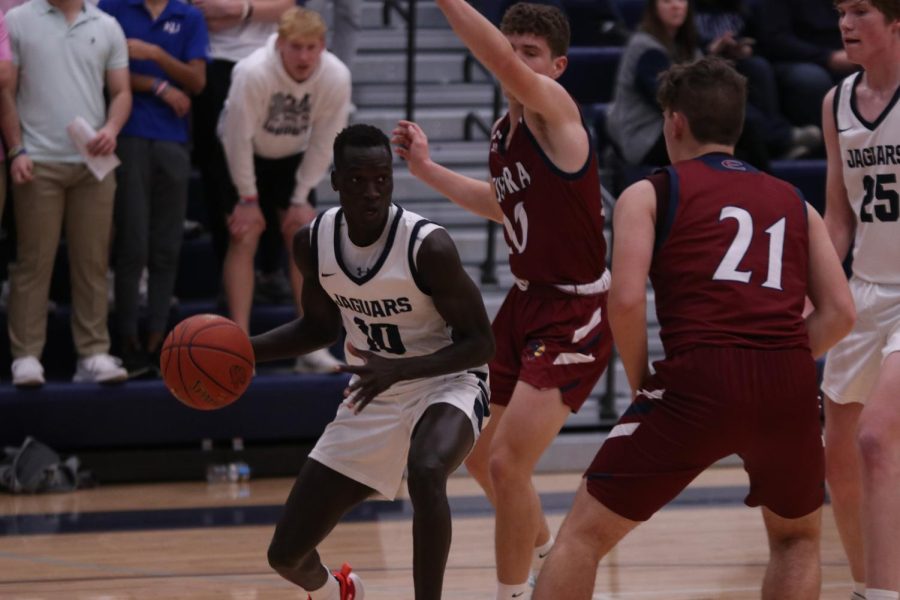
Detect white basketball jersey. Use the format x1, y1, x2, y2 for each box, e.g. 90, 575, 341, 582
313, 205, 488, 395
835, 72, 900, 284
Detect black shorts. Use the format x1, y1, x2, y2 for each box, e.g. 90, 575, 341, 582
225, 153, 317, 212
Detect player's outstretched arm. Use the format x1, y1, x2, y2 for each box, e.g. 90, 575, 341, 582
822, 88, 856, 261
608, 180, 656, 394
805, 204, 855, 358
340, 228, 495, 413
392, 120, 502, 223
251, 225, 343, 363
434, 0, 577, 125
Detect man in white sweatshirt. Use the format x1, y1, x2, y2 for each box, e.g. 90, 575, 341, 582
218, 6, 351, 372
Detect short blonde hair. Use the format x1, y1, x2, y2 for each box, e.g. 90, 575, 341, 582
278, 7, 327, 41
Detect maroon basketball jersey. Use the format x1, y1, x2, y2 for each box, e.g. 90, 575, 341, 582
650, 154, 811, 356
488, 114, 607, 286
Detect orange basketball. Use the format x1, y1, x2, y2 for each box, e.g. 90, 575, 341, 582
160, 314, 255, 410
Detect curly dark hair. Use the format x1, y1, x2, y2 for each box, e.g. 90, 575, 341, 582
333, 124, 392, 170
500, 2, 570, 58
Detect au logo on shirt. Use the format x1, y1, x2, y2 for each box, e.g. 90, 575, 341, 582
163, 21, 181, 34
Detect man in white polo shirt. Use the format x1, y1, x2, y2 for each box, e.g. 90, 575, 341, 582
3, 0, 131, 386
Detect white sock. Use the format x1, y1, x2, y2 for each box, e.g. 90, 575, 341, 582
497, 581, 530, 599
867, 590, 900, 600
307, 565, 340, 600
853, 581, 867, 599
531, 536, 554, 574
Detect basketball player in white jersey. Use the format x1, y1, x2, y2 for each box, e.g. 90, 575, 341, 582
250, 124, 495, 600
821, 2, 900, 599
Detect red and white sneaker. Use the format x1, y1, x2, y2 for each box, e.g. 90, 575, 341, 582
333, 563, 365, 600
306, 563, 365, 600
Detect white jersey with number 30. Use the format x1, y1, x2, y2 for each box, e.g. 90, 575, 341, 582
312, 205, 483, 394
835, 72, 900, 284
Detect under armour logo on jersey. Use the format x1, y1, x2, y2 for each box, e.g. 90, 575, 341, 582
163, 21, 181, 34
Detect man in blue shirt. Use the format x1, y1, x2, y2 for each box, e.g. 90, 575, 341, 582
100, 0, 208, 376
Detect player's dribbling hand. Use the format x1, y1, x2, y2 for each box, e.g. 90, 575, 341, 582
338, 345, 402, 414
391, 120, 431, 177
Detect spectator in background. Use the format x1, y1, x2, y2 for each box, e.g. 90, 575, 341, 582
697, 0, 823, 159
191, 0, 293, 298
99, 0, 209, 377
606, 0, 702, 167
3, 0, 131, 386
218, 6, 350, 373
760, 0, 857, 127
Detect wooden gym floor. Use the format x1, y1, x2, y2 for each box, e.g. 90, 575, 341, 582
0, 467, 855, 599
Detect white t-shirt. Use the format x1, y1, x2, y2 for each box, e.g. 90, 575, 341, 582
209, 21, 275, 63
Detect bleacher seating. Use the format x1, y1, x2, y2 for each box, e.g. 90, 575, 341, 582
0, 0, 831, 463
0, 374, 348, 450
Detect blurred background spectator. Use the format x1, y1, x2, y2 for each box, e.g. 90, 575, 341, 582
606, 0, 702, 167
191, 0, 294, 304
759, 0, 856, 127
99, 0, 209, 378
217, 7, 350, 373
4, 0, 131, 387
696, 0, 822, 159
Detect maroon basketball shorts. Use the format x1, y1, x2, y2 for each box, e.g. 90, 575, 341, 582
585, 346, 824, 521
489, 285, 612, 412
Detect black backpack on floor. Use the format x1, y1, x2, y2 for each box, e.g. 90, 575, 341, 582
0, 437, 90, 494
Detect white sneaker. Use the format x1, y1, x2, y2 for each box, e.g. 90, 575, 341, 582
12, 356, 45, 387
73, 353, 128, 383
294, 348, 342, 374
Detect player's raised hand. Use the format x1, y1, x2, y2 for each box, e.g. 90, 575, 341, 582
391, 120, 432, 178
339, 345, 403, 414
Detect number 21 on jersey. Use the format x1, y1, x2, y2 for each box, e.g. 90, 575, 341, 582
712, 206, 786, 291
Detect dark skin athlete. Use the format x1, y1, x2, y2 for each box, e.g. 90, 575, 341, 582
252, 140, 495, 600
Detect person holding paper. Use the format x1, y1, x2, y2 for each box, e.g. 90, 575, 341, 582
3, 0, 132, 386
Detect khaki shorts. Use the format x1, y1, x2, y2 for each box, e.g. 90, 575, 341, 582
822, 278, 900, 405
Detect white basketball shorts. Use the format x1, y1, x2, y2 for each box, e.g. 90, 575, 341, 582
308, 371, 489, 499
822, 278, 900, 405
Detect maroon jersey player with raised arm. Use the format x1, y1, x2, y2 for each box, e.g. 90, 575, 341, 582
392, 2, 611, 598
